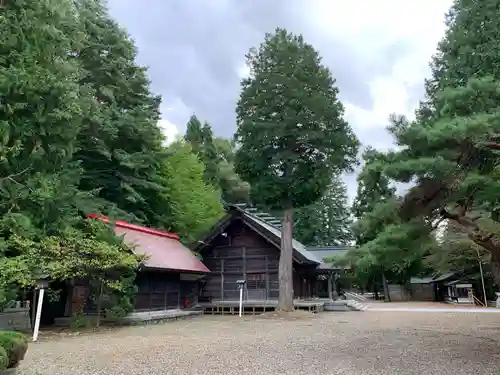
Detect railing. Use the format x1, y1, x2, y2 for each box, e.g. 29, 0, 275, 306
344, 291, 368, 301
472, 294, 485, 307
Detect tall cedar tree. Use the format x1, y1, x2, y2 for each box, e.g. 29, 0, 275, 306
0, 0, 91, 240
201, 122, 220, 186
363, 0, 500, 286
235, 28, 358, 310
184, 115, 204, 155
0, 0, 139, 301
294, 174, 353, 246
184, 115, 220, 186
74, 0, 165, 225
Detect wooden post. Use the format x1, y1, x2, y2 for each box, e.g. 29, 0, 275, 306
265, 255, 269, 300
164, 282, 168, 310
328, 272, 333, 300
242, 247, 247, 300
220, 259, 225, 301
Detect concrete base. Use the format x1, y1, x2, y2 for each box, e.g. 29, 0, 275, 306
122, 309, 203, 325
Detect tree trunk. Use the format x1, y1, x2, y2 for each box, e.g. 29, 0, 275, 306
442, 210, 500, 287
382, 273, 391, 302
95, 281, 103, 328
277, 207, 294, 311
373, 277, 379, 300
490, 249, 500, 288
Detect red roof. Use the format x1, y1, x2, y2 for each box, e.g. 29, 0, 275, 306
87, 214, 210, 273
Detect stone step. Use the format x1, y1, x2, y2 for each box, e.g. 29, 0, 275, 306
324, 300, 368, 312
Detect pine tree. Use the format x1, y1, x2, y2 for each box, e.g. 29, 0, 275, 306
361, 0, 500, 286
235, 28, 359, 310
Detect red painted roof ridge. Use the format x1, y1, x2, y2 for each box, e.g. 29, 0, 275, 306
87, 214, 180, 240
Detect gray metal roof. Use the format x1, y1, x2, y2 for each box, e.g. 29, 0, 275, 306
410, 272, 457, 284
242, 212, 320, 264
307, 246, 350, 269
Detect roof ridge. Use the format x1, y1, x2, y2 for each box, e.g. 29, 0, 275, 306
87, 214, 180, 240
234, 204, 283, 229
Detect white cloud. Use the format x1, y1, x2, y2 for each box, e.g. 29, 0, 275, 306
308, 0, 453, 148
237, 62, 250, 80
158, 119, 180, 145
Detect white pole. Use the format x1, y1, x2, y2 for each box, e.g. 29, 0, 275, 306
477, 249, 488, 307
33, 288, 45, 342
479, 259, 488, 307
238, 287, 243, 317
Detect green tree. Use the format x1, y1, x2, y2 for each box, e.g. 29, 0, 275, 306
425, 221, 488, 274
184, 116, 220, 186
214, 138, 250, 203
74, 0, 166, 225
351, 148, 396, 225
1, 220, 140, 325
218, 160, 251, 203
201, 122, 220, 186
184, 114, 204, 155
0, 0, 139, 307
360, 0, 500, 286
294, 174, 352, 246
234, 28, 359, 310
0, 0, 91, 231
214, 138, 235, 164
159, 141, 224, 241
345, 150, 398, 298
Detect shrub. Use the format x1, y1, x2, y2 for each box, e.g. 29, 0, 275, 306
0, 346, 8, 371
0, 331, 28, 369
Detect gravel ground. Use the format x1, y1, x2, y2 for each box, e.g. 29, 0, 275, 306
18, 311, 500, 375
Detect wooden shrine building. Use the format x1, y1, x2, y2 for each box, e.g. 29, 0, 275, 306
193, 204, 346, 303
80, 215, 210, 313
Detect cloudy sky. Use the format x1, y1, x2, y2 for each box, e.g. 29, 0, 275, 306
107, 0, 453, 198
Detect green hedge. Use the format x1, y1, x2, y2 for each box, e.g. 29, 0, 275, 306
0, 331, 28, 370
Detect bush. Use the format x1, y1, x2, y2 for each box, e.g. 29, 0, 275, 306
0, 331, 28, 369
0, 346, 8, 371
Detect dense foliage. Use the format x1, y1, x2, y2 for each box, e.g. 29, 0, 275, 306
0, 331, 28, 370
159, 141, 224, 241
349, 0, 500, 291
184, 115, 250, 203
294, 174, 353, 246
75, 0, 166, 226
6, 0, 496, 321
0, 0, 223, 314
235, 28, 358, 310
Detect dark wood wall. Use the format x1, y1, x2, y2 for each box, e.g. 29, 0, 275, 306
134, 271, 198, 311
201, 218, 311, 301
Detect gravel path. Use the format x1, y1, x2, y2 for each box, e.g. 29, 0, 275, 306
18, 311, 500, 375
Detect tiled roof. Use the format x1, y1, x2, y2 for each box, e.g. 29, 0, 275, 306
240, 211, 320, 264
